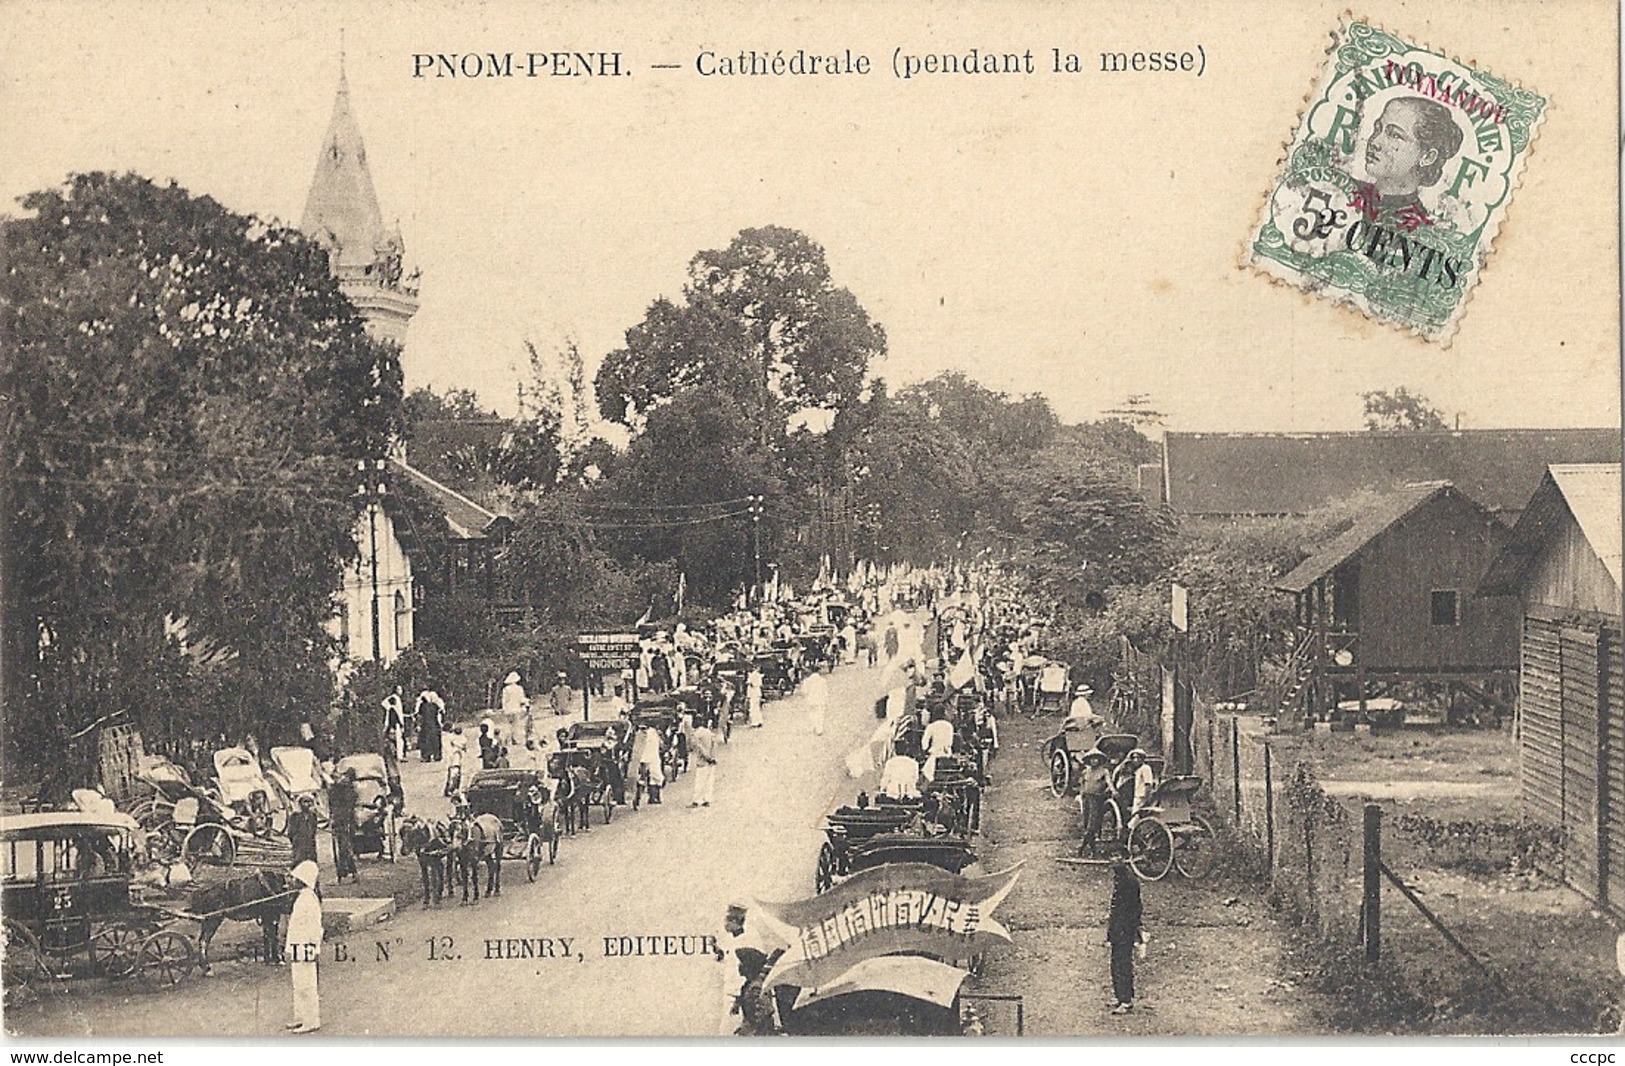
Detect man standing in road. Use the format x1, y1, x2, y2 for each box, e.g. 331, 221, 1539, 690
921, 708, 955, 780
329, 768, 359, 884
550, 671, 572, 716
287, 794, 320, 868
284, 860, 323, 1034
1076, 749, 1111, 855
802, 670, 828, 736
1106, 858, 1145, 1014
415, 688, 445, 762
747, 666, 764, 728
689, 715, 718, 808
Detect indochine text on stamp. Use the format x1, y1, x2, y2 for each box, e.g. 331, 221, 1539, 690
1249, 20, 1547, 342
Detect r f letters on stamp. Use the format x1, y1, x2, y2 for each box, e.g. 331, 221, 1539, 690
1248, 20, 1547, 343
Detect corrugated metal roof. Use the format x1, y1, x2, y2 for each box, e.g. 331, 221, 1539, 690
1164, 429, 1621, 516
1550, 464, 1622, 587
1478, 463, 1621, 596
389, 458, 505, 541
1276, 482, 1460, 593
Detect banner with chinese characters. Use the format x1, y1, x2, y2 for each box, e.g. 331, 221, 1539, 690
757, 862, 1021, 990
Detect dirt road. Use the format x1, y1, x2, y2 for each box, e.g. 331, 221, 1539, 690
9, 657, 891, 1037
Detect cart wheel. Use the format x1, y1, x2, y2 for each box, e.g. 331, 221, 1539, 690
1048, 750, 1072, 798
182, 823, 236, 867
137, 930, 196, 989
3, 918, 52, 998
1173, 814, 1217, 879
1128, 818, 1174, 882
526, 834, 543, 882
632, 778, 644, 811
385, 809, 398, 863
814, 842, 835, 894
90, 923, 148, 979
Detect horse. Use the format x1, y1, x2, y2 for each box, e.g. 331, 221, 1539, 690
398, 815, 451, 905
189, 868, 295, 973
447, 810, 503, 903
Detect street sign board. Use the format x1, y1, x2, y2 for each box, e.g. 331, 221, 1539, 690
575, 631, 641, 671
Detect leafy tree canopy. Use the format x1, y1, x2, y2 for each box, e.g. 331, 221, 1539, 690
1362, 387, 1448, 431
595, 226, 886, 441
1, 172, 405, 761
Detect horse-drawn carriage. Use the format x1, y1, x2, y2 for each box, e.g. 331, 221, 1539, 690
1, 812, 294, 997
798, 627, 838, 674
711, 658, 755, 727
461, 769, 561, 881
546, 743, 619, 831
814, 799, 977, 894
922, 756, 983, 836
759, 643, 803, 698
334, 753, 398, 863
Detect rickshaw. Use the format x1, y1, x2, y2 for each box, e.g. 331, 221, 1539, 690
462, 769, 561, 880
1, 812, 202, 994
265, 746, 328, 826
769, 956, 974, 1036
1033, 661, 1070, 716
627, 701, 684, 808
127, 755, 197, 832
132, 755, 289, 870
1112, 775, 1215, 881
756, 650, 798, 699
212, 748, 286, 834
334, 754, 398, 863
1045, 726, 1134, 799
711, 658, 754, 726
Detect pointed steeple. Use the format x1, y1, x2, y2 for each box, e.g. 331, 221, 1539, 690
301, 60, 388, 275
299, 50, 418, 346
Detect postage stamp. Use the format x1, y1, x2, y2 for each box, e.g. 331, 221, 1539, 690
1248, 19, 1548, 343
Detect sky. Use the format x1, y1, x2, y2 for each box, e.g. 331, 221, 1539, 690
2, 0, 1619, 433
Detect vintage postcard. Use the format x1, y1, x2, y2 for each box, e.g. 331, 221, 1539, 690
1, 0, 1620, 1044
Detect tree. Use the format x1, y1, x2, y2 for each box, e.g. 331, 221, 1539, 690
1362, 387, 1448, 431
1101, 393, 1168, 431
1, 172, 405, 766
591, 227, 885, 602
595, 226, 886, 446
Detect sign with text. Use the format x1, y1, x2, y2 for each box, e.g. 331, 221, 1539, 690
758, 862, 1020, 990
575, 632, 641, 671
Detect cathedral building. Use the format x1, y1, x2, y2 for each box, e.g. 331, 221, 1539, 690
302, 60, 418, 664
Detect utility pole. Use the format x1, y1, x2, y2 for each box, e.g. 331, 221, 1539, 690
750, 494, 763, 604
359, 458, 387, 662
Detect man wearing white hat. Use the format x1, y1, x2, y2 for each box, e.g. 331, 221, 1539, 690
285, 861, 323, 1033
501, 671, 531, 746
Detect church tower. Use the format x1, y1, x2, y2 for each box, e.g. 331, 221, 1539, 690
301, 59, 419, 345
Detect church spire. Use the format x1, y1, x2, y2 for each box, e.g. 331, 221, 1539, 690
300, 49, 418, 345
300, 55, 387, 275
